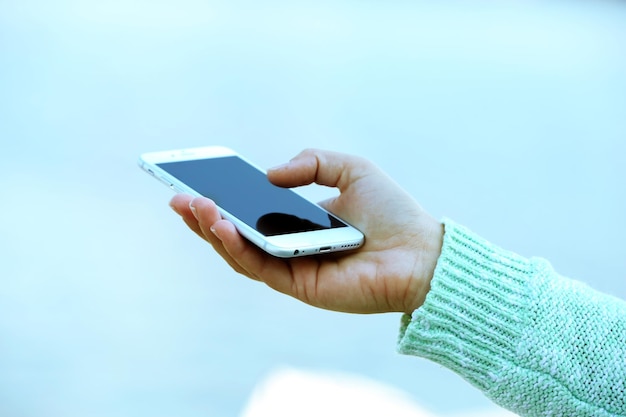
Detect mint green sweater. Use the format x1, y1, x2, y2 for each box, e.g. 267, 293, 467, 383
398, 219, 626, 416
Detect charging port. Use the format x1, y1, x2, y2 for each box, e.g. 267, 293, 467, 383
319, 246, 332, 253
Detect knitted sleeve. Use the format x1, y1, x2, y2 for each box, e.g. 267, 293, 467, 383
398, 219, 626, 417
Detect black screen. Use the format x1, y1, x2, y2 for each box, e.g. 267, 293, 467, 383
158, 156, 347, 236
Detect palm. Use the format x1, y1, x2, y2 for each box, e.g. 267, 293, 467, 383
284, 245, 418, 314
278, 172, 426, 313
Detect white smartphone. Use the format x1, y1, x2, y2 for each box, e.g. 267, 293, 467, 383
138, 146, 365, 258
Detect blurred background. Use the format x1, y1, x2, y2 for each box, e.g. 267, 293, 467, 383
1, 0, 625, 416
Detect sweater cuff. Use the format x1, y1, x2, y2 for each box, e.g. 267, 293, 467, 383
398, 218, 534, 391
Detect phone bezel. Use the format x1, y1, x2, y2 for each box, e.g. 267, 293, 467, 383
139, 146, 365, 258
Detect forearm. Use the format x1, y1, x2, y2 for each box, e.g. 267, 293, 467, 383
398, 219, 626, 416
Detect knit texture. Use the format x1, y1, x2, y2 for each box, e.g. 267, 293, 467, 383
398, 219, 626, 417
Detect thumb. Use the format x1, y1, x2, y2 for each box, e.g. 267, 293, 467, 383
267, 148, 372, 192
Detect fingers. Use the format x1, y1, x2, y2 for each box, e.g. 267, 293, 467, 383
210, 218, 292, 288
169, 194, 206, 241
169, 194, 291, 284
169, 193, 193, 216
208, 219, 264, 279
193, 198, 295, 290
170, 195, 250, 277
267, 148, 373, 192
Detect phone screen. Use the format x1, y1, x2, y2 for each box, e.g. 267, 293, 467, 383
157, 156, 347, 236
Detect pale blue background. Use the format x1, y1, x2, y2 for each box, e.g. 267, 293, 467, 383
1, 1, 625, 416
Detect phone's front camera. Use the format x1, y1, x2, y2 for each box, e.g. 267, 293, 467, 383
293, 249, 300, 255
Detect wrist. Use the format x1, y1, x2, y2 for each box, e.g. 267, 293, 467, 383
405, 217, 444, 314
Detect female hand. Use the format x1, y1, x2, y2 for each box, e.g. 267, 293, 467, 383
169, 149, 443, 314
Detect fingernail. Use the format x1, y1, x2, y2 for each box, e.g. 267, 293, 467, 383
268, 162, 290, 171
189, 201, 198, 219
210, 225, 221, 240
